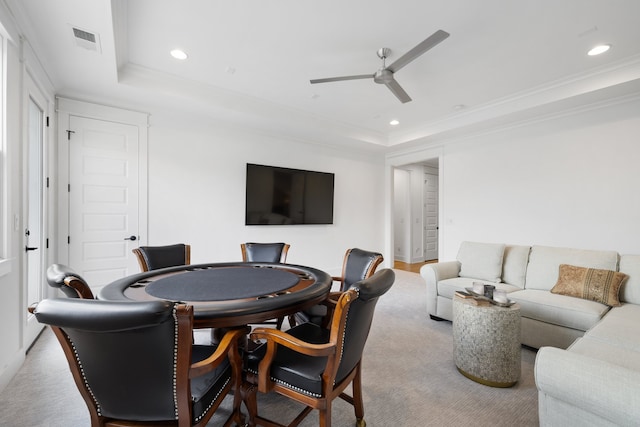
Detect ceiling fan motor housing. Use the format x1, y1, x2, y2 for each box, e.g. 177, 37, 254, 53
374, 68, 394, 84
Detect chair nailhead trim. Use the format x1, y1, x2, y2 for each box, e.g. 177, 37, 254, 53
68, 337, 103, 416
273, 377, 322, 398
247, 367, 321, 398
193, 376, 231, 422
172, 306, 179, 419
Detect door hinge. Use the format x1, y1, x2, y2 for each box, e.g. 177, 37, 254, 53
46, 177, 49, 188
46, 116, 50, 127
67, 130, 75, 140
67, 236, 70, 244
46, 238, 49, 249
68, 184, 71, 192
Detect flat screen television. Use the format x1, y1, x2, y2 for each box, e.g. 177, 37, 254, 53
245, 163, 334, 225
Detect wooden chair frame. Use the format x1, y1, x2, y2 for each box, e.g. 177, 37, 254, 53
62, 274, 95, 299
244, 289, 366, 427
43, 304, 245, 427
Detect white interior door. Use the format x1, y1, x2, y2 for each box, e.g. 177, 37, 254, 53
24, 80, 49, 347
424, 172, 439, 261
67, 116, 142, 295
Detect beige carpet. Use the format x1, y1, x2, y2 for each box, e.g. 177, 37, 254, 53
0, 269, 538, 426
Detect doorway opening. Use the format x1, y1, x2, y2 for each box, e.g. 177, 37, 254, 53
390, 155, 440, 270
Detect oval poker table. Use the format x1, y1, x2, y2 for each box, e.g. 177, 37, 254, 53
98, 262, 332, 328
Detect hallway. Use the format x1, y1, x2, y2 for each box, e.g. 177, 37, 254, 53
393, 260, 437, 274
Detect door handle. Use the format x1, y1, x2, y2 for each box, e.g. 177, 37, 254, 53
25, 246, 38, 251
124, 235, 138, 241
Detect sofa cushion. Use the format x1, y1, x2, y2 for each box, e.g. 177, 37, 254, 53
456, 241, 505, 283
568, 336, 640, 372
508, 289, 610, 331
502, 245, 531, 288
584, 304, 640, 352
524, 246, 618, 291
619, 255, 640, 305
551, 264, 627, 307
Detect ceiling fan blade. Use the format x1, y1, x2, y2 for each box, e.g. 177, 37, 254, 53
385, 79, 412, 103
387, 30, 450, 73
310, 74, 373, 84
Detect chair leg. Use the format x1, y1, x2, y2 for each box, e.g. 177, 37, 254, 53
319, 400, 331, 427
352, 364, 365, 423
276, 316, 284, 330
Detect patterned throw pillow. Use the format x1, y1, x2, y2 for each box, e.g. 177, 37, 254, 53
551, 264, 628, 307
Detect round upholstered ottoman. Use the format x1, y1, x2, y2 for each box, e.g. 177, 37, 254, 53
452, 296, 521, 387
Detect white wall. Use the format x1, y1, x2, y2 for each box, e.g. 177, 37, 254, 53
146, 110, 387, 274
433, 95, 640, 260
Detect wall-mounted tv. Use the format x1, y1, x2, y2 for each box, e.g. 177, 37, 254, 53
245, 163, 335, 225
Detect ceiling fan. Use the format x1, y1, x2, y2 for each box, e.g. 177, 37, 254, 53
310, 30, 450, 103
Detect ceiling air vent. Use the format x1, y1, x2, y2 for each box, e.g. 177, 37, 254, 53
71, 26, 101, 53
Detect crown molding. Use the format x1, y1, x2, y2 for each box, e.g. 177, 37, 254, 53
388, 54, 640, 146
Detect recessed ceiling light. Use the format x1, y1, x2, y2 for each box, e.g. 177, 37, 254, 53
587, 44, 611, 56
170, 49, 188, 60
390, 119, 400, 126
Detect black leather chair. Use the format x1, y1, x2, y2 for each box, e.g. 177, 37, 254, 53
290, 248, 383, 327
46, 263, 94, 299
241, 242, 291, 330
244, 269, 395, 427
132, 243, 191, 271
241, 242, 290, 263
30, 298, 245, 427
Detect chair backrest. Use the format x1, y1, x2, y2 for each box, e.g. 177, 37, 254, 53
339, 248, 384, 292
132, 243, 191, 271
241, 242, 290, 263
332, 268, 395, 384
46, 264, 94, 299
33, 299, 191, 422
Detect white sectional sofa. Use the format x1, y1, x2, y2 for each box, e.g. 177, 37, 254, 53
421, 241, 640, 425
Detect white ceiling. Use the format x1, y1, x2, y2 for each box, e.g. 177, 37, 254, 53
7, 0, 640, 151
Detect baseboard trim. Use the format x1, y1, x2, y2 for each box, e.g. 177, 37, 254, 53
0, 349, 25, 393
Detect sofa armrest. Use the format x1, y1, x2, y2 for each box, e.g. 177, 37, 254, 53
421, 261, 461, 317
535, 346, 640, 426
420, 261, 461, 285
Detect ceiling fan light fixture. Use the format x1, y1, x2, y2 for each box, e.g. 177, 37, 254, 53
587, 44, 610, 56
170, 49, 188, 60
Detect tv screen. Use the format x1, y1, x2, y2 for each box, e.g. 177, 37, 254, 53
245, 163, 334, 225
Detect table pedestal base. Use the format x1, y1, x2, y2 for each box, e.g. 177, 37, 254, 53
456, 366, 518, 388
